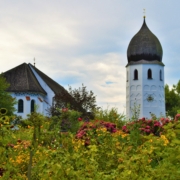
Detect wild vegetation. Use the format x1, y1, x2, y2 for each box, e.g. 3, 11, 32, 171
0, 74, 16, 115
1, 75, 180, 179
165, 80, 180, 118
1, 107, 180, 179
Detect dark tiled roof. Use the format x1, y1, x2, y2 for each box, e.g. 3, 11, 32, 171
127, 18, 163, 63
3, 62, 71, 97
3, 63, 47, 95
29, 63, 69, 95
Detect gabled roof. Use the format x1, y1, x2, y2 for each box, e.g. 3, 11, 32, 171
3, 63, 70, 96
29, 63, 68, 95
3, 63, 47, 95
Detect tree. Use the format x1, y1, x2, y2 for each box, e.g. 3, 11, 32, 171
68, 84, 98, 114
0, 74, 16, 115
165, 80, 180, 118
49, 84, 99, 119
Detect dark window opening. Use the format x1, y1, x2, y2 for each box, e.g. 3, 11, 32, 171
18, 99, 23, 113
160, 70, 162, 81
134, 69, 138, 80
31, 100, 35, 113
147, 69, 152, 79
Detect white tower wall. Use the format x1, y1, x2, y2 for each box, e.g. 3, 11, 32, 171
126, 63, 165, 119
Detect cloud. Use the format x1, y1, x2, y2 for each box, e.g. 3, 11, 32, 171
1, 0, 180, 115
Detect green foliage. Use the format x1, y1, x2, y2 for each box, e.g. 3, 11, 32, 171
0, 74, 16, 115
50, 84, 99, 119
130, 102, 141, 121
48, 108, 82, 134
165, 81, 180, 118
68, 84, 99, 114
1, 111, 180, 179
93, 107, 125, 129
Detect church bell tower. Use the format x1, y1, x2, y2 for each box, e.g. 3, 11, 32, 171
126, 17, 165, 119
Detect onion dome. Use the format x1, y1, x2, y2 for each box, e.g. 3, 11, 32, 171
127, 17, 163, 63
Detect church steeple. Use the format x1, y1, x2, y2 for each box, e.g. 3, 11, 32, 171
126, 18, 165, 119
127, 18, 163, 64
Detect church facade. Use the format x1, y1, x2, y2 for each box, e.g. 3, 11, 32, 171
126, 18, 165, 119
3, 63, 70, 119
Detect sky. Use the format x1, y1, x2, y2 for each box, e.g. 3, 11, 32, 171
0, 0, 180, 114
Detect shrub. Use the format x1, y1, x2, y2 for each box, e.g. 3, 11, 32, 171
122, 117, 173, 136
76, 120, 119, 146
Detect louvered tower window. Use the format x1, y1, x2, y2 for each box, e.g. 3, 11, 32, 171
147, 69, 152, 79
134, 69, 138, 80
160, 70, 162, 81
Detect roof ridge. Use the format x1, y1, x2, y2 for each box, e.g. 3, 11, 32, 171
25, 64, 29, 90
28, 63, 68, 95
3, 62, 47, 95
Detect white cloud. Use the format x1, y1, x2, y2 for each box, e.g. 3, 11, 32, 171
1, 0, 180, 115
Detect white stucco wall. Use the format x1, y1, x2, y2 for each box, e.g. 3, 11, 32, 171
11, 92, 45, 119
126, 63, 165, 119
10, 64, 57, 119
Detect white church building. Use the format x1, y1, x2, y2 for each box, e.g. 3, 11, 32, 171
4, 63, 70, 119
126, 17, 165, 119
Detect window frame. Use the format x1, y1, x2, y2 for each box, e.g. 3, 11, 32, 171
18, 99, 24, 113
31, 99, 35, 113
147, 69, 152, 79
160, 70, 163, 81
134, 69, 138, 80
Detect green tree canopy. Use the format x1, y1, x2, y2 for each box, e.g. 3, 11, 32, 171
165, 80, 180, 118
0, 74, 16, 115
49, 84, 99, 119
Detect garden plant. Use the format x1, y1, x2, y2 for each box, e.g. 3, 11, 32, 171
0, 106, 180, 179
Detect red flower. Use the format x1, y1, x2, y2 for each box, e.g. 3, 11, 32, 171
78, 117, 83, 121
154, 122, 161, 127
122, 125, 127, 131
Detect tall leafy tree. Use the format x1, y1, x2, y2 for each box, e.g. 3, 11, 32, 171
165, 80, 180, 118
0, 74, 16, 115
49, 84, 99, 119
68, 84, 98, 114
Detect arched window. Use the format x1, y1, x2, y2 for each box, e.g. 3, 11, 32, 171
31, 100, 35, 113
127, 71, 128, 82
134, 69, 138, 80
18, 99, 23, 113
147, 69, 152, 79
160, 70, 162, 81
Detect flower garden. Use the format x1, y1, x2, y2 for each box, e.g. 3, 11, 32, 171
1, 107, 180, 179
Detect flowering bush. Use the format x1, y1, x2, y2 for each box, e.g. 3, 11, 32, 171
1, 108, 180, 179
76, 120, 119, 146
93, 107, 125, 129
122, 117, 173, 136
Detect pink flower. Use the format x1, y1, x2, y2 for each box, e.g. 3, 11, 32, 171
62, 108, 68, 112
122, 126, 127, 131
154, 121, 161, 126
145, 129, 151, 133
78, 118, 83, 121
112, 129, 117, 133
175, 114, 180, 121
141, 117, 146, 121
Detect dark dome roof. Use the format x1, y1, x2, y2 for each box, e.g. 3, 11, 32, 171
127, 18, 163, 63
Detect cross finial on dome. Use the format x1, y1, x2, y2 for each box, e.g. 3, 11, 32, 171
143, 9, 146, 19
34, 57, 36, 67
